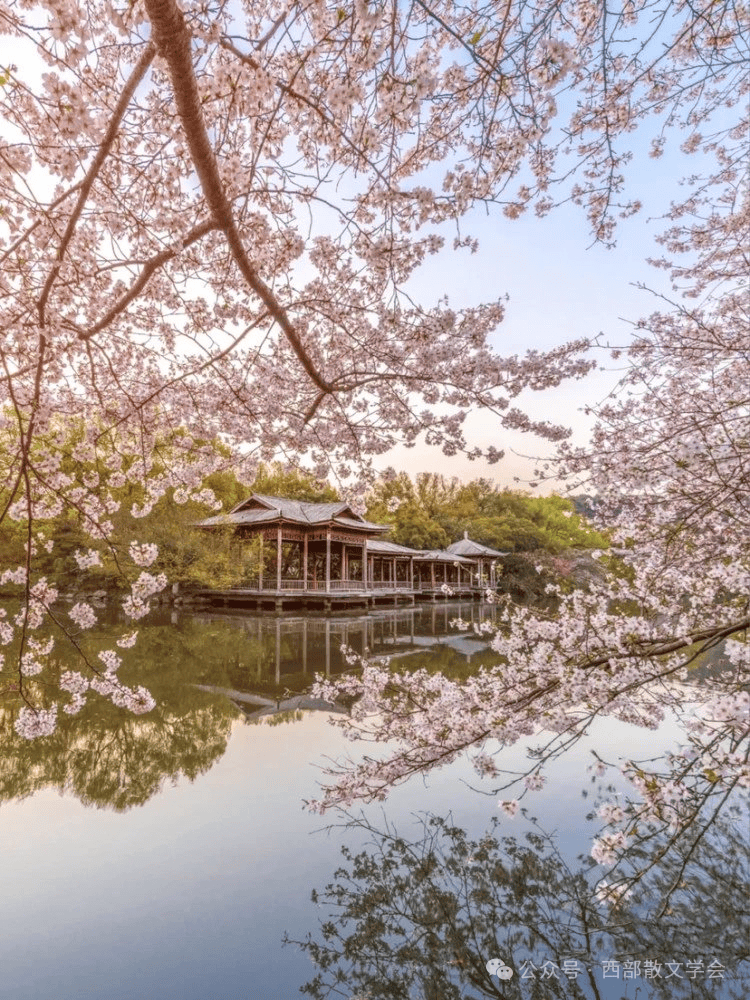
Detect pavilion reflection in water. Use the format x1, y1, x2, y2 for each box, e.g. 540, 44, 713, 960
187, 600, 500, 701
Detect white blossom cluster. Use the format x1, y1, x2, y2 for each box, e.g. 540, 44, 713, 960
14, 706, 58, 739
73, 548, 102, 569
128, 542, 159, 567
68, 602, 98, 630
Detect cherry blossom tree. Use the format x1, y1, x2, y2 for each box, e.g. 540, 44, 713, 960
309, 198, 749, 883
0, 0, 747, 747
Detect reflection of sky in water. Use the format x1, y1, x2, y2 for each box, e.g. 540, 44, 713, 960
0, 608, 745, 999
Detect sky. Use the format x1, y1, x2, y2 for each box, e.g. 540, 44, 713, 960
377, 129, 697, 492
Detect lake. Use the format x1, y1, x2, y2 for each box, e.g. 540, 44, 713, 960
0, 602, 747, 999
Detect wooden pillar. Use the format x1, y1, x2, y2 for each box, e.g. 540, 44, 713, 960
259, 534, 264, 590
276, 525, 282, 591
443, 563, 447, 585
303, 533, 308, 589
363, 538, 368, 589
392, 557, 396, 586
325, 527, 331, 593
430, 562, 435, 589
409, 556, 414, 590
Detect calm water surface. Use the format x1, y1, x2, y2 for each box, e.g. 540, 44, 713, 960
0, 603, 746, 999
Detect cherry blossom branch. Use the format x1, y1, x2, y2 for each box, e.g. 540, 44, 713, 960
78, 219, 219, 340
0, 182, 82, 267
36, 42, 156, 328
219, 38, 392, 186
143, 0, 334, 396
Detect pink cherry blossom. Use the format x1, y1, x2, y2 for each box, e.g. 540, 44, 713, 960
128, 542, 159, 568
15, 707, 58, 740
68, 602, 98, 630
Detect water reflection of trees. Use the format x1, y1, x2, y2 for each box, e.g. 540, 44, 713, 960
0, 703, 234, 810
0, 622, 239, 810
1, 603, 499, 809
291, 805, 749, 999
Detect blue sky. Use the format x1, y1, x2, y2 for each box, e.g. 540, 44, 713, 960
380, 128, 700, 491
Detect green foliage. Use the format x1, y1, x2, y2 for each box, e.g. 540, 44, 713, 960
388, 505, 450, 549
249, 462, 340, 502
365, 470, 607, 553
0, 416, 255, 595
469, 490, 608, 553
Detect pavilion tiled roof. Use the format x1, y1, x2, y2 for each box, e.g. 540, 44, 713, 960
333, 516, 390, 532
196, 507, 276, 528
413, 549, 476, 564
196, 493, 389, 532
247, 494, 346, 523
367, 538, 422, 555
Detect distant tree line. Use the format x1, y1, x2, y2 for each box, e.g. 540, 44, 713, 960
364, 470, 606, 553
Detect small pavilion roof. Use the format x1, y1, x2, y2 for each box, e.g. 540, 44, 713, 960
367, 538, 421, 556
446, 533, 509, 558
413, 549, 476, 564
333, 515, 390, 532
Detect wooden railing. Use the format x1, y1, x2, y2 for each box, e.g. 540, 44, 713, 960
234, 579, 482, 594
240, 578, 411, 593
269, 579, 369, 592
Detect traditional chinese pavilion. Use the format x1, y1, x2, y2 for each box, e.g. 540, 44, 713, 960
198, 493, 390, 592
447, 531, 508, 588
196, 495, 505, 609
